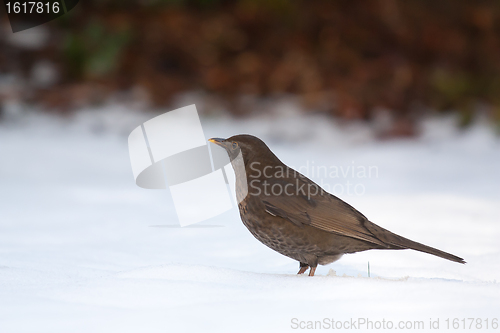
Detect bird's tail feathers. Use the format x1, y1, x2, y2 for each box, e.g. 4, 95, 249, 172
365, 221, 466, 264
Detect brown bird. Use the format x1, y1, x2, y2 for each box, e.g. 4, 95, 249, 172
209, 135, 465, 276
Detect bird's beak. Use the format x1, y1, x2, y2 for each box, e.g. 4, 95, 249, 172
208, 138, 226, 147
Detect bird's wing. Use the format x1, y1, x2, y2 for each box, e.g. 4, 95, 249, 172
261, 179, 387, 247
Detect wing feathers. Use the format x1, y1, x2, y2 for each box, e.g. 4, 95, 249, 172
262, 194, 387, 247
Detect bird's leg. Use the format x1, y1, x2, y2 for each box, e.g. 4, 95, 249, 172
297, 262, 309, 274
308, 266, 317, 277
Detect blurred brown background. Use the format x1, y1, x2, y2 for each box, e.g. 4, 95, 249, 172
1, 0, 500, 136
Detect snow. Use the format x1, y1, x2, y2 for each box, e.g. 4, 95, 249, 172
1, 108, 499, 332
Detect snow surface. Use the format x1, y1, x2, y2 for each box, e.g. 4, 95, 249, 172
1, 108, 499, 332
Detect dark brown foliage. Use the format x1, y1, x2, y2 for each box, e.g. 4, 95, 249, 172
2, 0, 500, 129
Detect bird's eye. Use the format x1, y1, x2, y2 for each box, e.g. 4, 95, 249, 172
232, 142, 238, 149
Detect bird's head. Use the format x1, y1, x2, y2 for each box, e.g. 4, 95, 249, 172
208, 134, 280, 167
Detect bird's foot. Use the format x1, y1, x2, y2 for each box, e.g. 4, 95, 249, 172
308, 266, 316, 276
297, 266, 309, 274
297, 262, 309, 274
